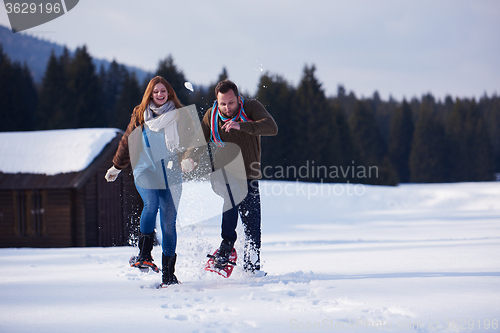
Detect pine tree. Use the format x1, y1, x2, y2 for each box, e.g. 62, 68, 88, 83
189, 84, 210, 120
17, 62, 38, 130
446, 99, 494, 181
471, 110, 495, 181
155, 55, 190, 105
373, 93, 397, 144
37, 51, 70, 129
326, 101, 358, 182
294, 64, 330, 176
65, 46, 103, 128
209, 67, 229, 101
480, 94, 500, 173
99, 60, 128, 127
255, 73, 295, 179
217, 67, 229, 82
409, 99, 447, 183
349, 100, 397, 184
388, 99, 414, 182
349, 100, 385, 166
336, 85, 358, 120
0, 45, 37, 131
0, 53, 18, 131
113, 71, 142, 130
192, 67, 230, 120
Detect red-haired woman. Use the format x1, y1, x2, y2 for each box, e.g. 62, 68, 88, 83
105, 76, 195, 287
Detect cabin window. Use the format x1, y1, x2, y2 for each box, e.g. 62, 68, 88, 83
14, 190, 46, 237
15, 191, 27, 236
32, 190, 44, 236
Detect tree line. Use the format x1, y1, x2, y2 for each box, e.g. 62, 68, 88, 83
1, 43, 498, 184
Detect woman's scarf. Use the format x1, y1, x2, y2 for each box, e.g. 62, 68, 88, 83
144, 100, 180, 152
210, 95, 251, 147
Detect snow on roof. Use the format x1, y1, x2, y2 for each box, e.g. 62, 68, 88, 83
0, 128, 121, 175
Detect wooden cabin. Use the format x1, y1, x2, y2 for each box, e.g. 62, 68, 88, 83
0, 129, 141, 248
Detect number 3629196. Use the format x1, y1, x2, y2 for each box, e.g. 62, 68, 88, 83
5, 2, 62, 14
445, 319, 498, 330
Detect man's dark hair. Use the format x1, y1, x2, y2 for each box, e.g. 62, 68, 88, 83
215, 79, 239, 97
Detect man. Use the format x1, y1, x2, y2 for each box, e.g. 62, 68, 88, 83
190, 79, 278, 273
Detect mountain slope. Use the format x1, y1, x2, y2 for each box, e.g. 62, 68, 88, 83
0, 24, 148, 83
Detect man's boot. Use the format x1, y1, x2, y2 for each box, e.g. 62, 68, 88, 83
214, 239, 234, 268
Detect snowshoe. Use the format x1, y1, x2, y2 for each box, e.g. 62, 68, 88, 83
129, 256, 160, 273
205, 248, 237, 278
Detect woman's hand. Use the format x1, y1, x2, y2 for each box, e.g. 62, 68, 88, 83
105, 166, 121, 182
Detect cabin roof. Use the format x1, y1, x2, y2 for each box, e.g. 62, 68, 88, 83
0, 128, 123, 190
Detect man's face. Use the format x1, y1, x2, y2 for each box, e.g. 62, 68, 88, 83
217, 90, 240, 118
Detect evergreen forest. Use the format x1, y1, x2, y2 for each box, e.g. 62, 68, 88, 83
1, 44, 499, 185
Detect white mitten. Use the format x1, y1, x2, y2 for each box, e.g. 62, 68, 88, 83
181, 158, 197, 172
105, 166, 121, 182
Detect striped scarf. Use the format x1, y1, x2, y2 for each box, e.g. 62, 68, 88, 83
210, 95, 251, 147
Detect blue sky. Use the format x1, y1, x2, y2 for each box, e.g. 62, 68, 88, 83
1, 0, 499, 100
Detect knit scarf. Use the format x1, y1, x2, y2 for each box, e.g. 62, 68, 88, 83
210, 95, 251, 147
144, 100, 180, 152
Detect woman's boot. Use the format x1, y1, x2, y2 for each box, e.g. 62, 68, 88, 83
129, 232, 158, 271
137, 232, 155, 261
160, 253, 179, 287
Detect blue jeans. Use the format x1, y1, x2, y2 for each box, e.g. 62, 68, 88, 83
135, 177, 181, 257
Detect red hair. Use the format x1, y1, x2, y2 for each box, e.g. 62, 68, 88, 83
130, 76, 184, 126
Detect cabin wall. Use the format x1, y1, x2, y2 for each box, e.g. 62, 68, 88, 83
122, 167, 142, 246
77, 164, 140, 248
0, 191, 15, 247
0, 135, 142, 248
0, 175, 140, 248
0, 189, 73, 247
94, 165, 140, 247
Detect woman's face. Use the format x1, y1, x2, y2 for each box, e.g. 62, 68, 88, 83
152, 83, 169, 106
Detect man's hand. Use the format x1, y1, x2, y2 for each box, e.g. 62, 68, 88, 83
222, 121, 240, 132
181, 158, 197, 172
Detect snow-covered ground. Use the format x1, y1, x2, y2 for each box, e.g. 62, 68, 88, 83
1, 181, 499, 333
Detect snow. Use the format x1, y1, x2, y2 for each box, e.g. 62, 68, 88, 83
0, 128, 120, 175
1, 181, 499, 333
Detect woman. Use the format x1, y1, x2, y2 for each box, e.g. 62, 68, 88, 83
105, 76, 195, 288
